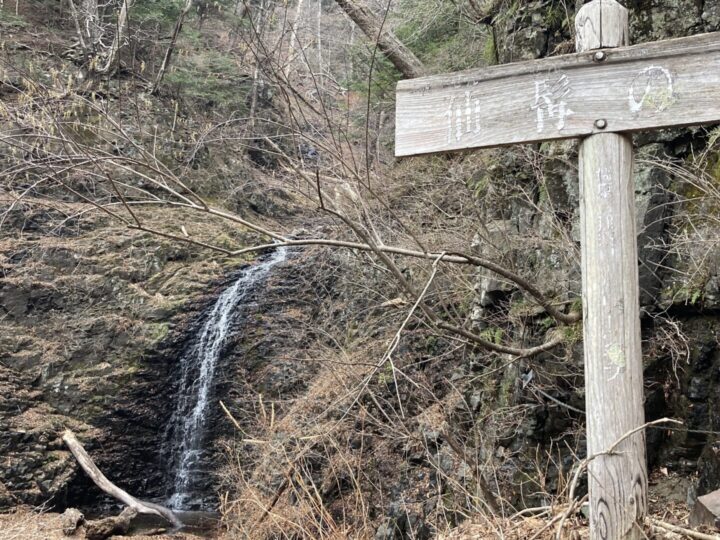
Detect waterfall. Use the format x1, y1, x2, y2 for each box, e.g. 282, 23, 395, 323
166, 248, 287, 510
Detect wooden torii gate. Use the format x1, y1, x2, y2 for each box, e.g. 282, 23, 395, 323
395, 1, 720, 538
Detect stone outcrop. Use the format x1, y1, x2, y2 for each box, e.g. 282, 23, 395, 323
0, 204, 260, 509
465, 0, 720, 510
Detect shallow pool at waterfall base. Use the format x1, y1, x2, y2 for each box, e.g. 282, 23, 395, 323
127, 510, 221, 537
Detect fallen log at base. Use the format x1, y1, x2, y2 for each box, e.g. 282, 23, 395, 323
85, 507, 137, 540
62, 430, 182, 529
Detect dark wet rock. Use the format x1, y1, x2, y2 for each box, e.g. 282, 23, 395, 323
494, 1, 551, 63
699, 442, 720, 496
0, 482, 16, 510
704, 3, 720, 29
634, 145, 673, 307
0, 365, 90, 510
375, 508, 430, 540
229, 181, 298, 218
453, 0, 720, 511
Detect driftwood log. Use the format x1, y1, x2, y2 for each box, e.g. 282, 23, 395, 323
84, 507, 137, 540
62, 430, 182, 529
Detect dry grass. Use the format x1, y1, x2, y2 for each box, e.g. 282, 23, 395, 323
0, 507, 68, 540
440, 471, 716, 539
219, 341, 379, 539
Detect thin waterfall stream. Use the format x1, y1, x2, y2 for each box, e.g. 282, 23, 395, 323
165, 248, 288, 510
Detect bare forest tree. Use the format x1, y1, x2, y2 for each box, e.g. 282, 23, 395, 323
285, 0, 306, 77
152, 0, 195, 93
66, 0, 134, 73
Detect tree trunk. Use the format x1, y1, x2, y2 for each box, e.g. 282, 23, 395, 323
96, 0, 135, 74
151, 0, 193, 93
85, 508, 137, 540
285, 0, 306, 77
67, 0, 88, 52
316, 0, 323, 85
82, 0, 100, 49
333, 0, 425, 79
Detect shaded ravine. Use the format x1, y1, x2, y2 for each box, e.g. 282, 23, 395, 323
164, 248, 288, 510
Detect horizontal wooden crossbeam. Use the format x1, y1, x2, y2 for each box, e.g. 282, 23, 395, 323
396, 32, 720, 156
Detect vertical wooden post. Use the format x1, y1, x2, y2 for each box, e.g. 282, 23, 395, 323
575, 2, 647, 539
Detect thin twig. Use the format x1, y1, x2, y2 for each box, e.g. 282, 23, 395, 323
648, 517, 720, 540
566, 418, 684, 509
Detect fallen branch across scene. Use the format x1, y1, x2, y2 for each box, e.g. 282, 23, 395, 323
62, 430, 182, 529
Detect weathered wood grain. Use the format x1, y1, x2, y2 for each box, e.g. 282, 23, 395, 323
580, 134, 647, 540
577, 3, 647, 539
575, 0, 628, 52
395, 31, 720, 156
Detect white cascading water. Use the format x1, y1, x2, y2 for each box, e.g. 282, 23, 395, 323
167, 248, 287, 509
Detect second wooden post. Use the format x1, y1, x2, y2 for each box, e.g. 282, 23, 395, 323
576, 1, 647, 539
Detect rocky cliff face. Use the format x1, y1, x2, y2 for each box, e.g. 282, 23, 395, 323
0, 202, 260, 509
466, 0, 720, 509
